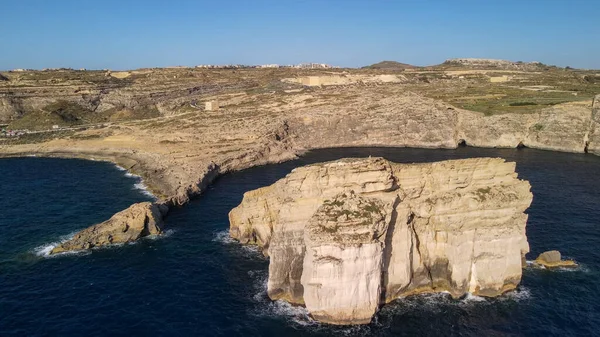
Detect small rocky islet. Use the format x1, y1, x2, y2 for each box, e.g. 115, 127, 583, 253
227, 156, 575, 325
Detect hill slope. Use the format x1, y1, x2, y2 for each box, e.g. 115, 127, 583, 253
363, 61, 417, 70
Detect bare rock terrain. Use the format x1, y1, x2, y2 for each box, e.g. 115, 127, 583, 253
229, 157, 533, 324
534, 250, 578, 269
0, 64, 598, 251
51, 202, 166, 254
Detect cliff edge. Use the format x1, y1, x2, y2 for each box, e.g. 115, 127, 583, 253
229, 157, 533, 325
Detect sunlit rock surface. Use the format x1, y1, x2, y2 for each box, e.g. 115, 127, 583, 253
229, 157, 533, 325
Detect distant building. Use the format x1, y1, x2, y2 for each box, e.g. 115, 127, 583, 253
300, 76, 322, 86
205, 100, 220, 111
295, 63, 336, 69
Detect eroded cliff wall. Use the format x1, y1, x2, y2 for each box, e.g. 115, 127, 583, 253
229, 157, 533, 324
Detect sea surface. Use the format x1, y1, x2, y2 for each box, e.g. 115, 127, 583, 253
1, 148, 599, 336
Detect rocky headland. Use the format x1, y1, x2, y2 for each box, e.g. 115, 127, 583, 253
0, 65, 598, 252
229, 157, 533, 324
50, 202, 167, 254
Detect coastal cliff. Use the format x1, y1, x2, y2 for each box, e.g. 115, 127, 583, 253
229, 157, 533, 325
1, 73, 596, 253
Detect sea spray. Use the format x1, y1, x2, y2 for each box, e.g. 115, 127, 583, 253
117, 168, 157, 200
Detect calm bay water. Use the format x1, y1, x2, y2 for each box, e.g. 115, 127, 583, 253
1, 148, 599, 336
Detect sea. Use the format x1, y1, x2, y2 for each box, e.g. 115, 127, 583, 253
1, 147, 599, 336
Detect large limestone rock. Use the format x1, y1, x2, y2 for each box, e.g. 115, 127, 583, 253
588, 95, 600, 155
51, 202, 166, 254
534, 250, 577, 269
229, 157, 533, 325
302, 192, 392, 324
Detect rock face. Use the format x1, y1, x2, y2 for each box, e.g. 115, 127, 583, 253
50, 202, 166, 254
229, 157, 533, 325
535, 250, 577, 269
302, 192, 391, 324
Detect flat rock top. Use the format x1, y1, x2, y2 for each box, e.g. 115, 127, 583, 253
307, 191, 389, 245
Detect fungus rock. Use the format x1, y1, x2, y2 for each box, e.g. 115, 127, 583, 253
229, 157, 533, 325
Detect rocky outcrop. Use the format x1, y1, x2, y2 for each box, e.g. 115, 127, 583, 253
302, 192, 392, 324
50, 202, 167, 254
457, 102, 595, 153
588, 95, 600, 155
534, 250, 577, 269
229, 157, 533, 325
288, 91, 600, 155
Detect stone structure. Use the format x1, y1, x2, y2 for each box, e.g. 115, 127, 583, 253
205, 100, 220, 111
229, 157, 533, 324
490, 75, 510, 83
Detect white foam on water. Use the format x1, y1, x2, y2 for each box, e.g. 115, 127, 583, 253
33, 242, 61, 256
461, 293, 487, 303
144, 229, 176, 241
212, 230, 235, 244
241, 244, 261, 255
32, 232, 91, 258
500, 287, 531, 301
116, 166, 157, 199
133, 182, 157, 199
248, 269, 317, 327
114, 164, 127, 171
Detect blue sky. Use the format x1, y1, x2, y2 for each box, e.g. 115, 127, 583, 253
1, 0, 598, 70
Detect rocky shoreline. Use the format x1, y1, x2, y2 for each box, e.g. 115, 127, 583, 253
0, 90, 598, 253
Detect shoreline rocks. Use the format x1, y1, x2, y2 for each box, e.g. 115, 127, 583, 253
534, 250, 578, 269
50, 202, 167, 254
229, 157, 533, 325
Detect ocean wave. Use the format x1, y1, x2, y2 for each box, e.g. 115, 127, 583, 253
461, 292, 487, 303
248, 269, 316, 327
114, 164, 127, 171
32, 232, 91, 258
498, 287, 531, 301
133, 182, 157, 199
144, 229, 176, 241
213, 230, 265, 259
212, 230, 235, 244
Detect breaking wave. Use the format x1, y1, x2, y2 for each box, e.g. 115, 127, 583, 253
248, 270, 316, 327
32, 232, 90, 258
133, 182, 156, 199
212, 229, 235, 244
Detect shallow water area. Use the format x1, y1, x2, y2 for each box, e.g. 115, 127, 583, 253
1, 148, 600, 336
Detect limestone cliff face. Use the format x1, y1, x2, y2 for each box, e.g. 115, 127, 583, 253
51, 202, 167, 254
589, 94, 600, 155
288, 92, 599, 155
229, 157, 533, 325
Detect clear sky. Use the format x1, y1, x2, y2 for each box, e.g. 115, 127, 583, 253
1, 0, 598, 70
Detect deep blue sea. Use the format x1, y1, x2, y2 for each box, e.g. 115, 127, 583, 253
1, 148, 599, 337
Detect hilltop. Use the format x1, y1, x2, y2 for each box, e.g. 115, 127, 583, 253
363, 60, 418, 70
439, 58, 554, 71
